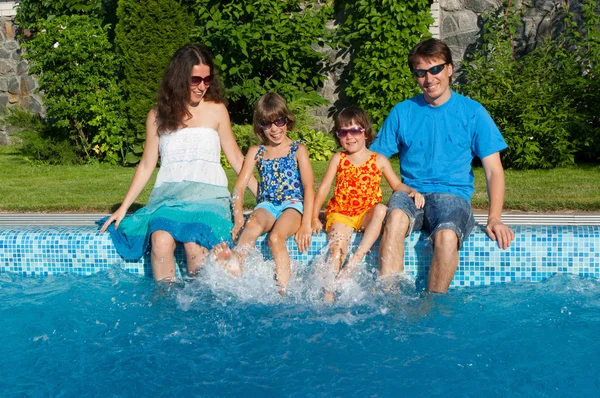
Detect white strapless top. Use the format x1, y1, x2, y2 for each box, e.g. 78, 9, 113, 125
155, 127, 228, 188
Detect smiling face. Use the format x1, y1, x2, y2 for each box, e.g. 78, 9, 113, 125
337, 122, 367, 154
413, 56, 453, 106
261, 116, 289, 145
189, 64, 212, 103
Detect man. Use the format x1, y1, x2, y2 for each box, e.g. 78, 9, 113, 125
370, 38, 515, 293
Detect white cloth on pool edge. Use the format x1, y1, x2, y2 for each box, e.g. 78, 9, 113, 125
155, 127, 228, 188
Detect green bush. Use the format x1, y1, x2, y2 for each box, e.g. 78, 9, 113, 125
459, 0, 598, 169
19, 14, 127, 164
290, 129, 337, 161
192, 0, 332, 123
15, 0, 119, 39
0, 107, 78, 164
115, 0, 194, 163
334, 0, 433, 130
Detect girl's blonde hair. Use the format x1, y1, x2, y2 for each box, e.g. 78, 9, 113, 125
332, 107, 374, 146
253, 93, 296, 142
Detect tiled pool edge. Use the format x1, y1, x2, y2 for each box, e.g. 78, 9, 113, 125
1, 225, 598, 287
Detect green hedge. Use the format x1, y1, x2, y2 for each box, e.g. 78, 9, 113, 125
115, 0, 194, 163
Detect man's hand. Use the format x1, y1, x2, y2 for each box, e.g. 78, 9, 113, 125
485, 219, 515, 249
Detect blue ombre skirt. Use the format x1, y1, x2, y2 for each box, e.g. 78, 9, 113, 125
98, 181, 233, 259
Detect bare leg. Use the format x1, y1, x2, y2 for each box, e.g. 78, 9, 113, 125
213, 209, 275, 275
428, 229, 459, 293
151, 230, 177, 282
378, 209, 410, 277
342, 204, 387, 278
324, 223, 353, 302
268, 209, 302, 295
183, 242, 209, 277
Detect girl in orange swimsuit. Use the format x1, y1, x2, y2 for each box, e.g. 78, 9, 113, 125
312, 107, 424, 301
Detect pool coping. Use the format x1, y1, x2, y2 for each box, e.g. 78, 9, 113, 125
1, 211, 600, 226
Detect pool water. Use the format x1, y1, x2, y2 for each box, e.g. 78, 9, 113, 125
1, 254, 600, 396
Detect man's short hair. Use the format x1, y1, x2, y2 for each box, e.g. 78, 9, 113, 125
408, 39, 454, 72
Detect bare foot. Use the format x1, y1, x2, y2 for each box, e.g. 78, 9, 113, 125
212, 242, 232, 261
324, 290, 335, 302
212, 242, 242, 276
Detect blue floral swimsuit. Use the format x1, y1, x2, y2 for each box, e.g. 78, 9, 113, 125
255, 141, 304, 208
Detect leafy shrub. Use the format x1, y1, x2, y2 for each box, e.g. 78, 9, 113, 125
459, 1, 597, 169
334, 0, 433, 129
192, 0, 332, 123
220, 124, 259, 169
15, 0, 119, 41
570, 0, 600, 162
291, 129, 337, 161
0, 107, 77, 164
115, 0, 194, 163
19, 14, 127, 164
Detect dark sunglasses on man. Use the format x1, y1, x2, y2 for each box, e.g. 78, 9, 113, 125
412, 63, 448, 78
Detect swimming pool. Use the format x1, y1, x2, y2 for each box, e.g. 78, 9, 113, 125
1, 223, 599, 395
1, 266, 599, 396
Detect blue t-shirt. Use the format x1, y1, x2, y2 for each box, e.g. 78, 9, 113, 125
370, 90, 507, 203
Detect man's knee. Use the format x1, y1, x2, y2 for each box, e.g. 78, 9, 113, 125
384, 208, 410, 235
433, 228, 459, 250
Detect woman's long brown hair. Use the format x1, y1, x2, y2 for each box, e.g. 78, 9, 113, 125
155, 44, 226, 135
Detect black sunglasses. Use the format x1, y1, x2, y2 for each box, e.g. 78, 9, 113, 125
190, 75, 212, 87
260, 116, 287, 130
335, 127, 365, 139
413, 63, 447, 78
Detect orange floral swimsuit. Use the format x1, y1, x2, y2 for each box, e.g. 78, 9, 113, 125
325, 152, 382, 231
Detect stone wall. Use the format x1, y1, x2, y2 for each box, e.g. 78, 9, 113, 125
440, 0, 571, 64
0, 1, 43, 145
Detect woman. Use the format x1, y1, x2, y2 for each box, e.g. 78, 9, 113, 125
100, 44, 256, 281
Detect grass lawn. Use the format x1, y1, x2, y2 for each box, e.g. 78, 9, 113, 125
1, 146, 599, 212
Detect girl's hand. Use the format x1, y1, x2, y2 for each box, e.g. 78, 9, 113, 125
295, 224, 312, 253
408, 190, 425, 209
311, 217, 323, 234
99, 206, 128, 232
232, 216, 245, 241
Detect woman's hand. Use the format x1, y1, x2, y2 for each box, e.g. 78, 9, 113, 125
99, 206, 128, 232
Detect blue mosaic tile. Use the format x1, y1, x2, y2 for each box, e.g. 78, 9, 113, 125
0, 225, 599, 287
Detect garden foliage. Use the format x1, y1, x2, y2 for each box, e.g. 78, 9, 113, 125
334, 0, 433, 129
192, 0, 332, 123
460, 0, 600, 169
13, 0, 597, 169
19, 15, 126, 164
115, 0, 194, 164
15, 0, 118, 34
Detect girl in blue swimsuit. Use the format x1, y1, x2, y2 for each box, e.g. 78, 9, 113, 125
214, 93, 314, 295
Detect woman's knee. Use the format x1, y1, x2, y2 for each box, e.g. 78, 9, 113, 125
151, 231, 176, 255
